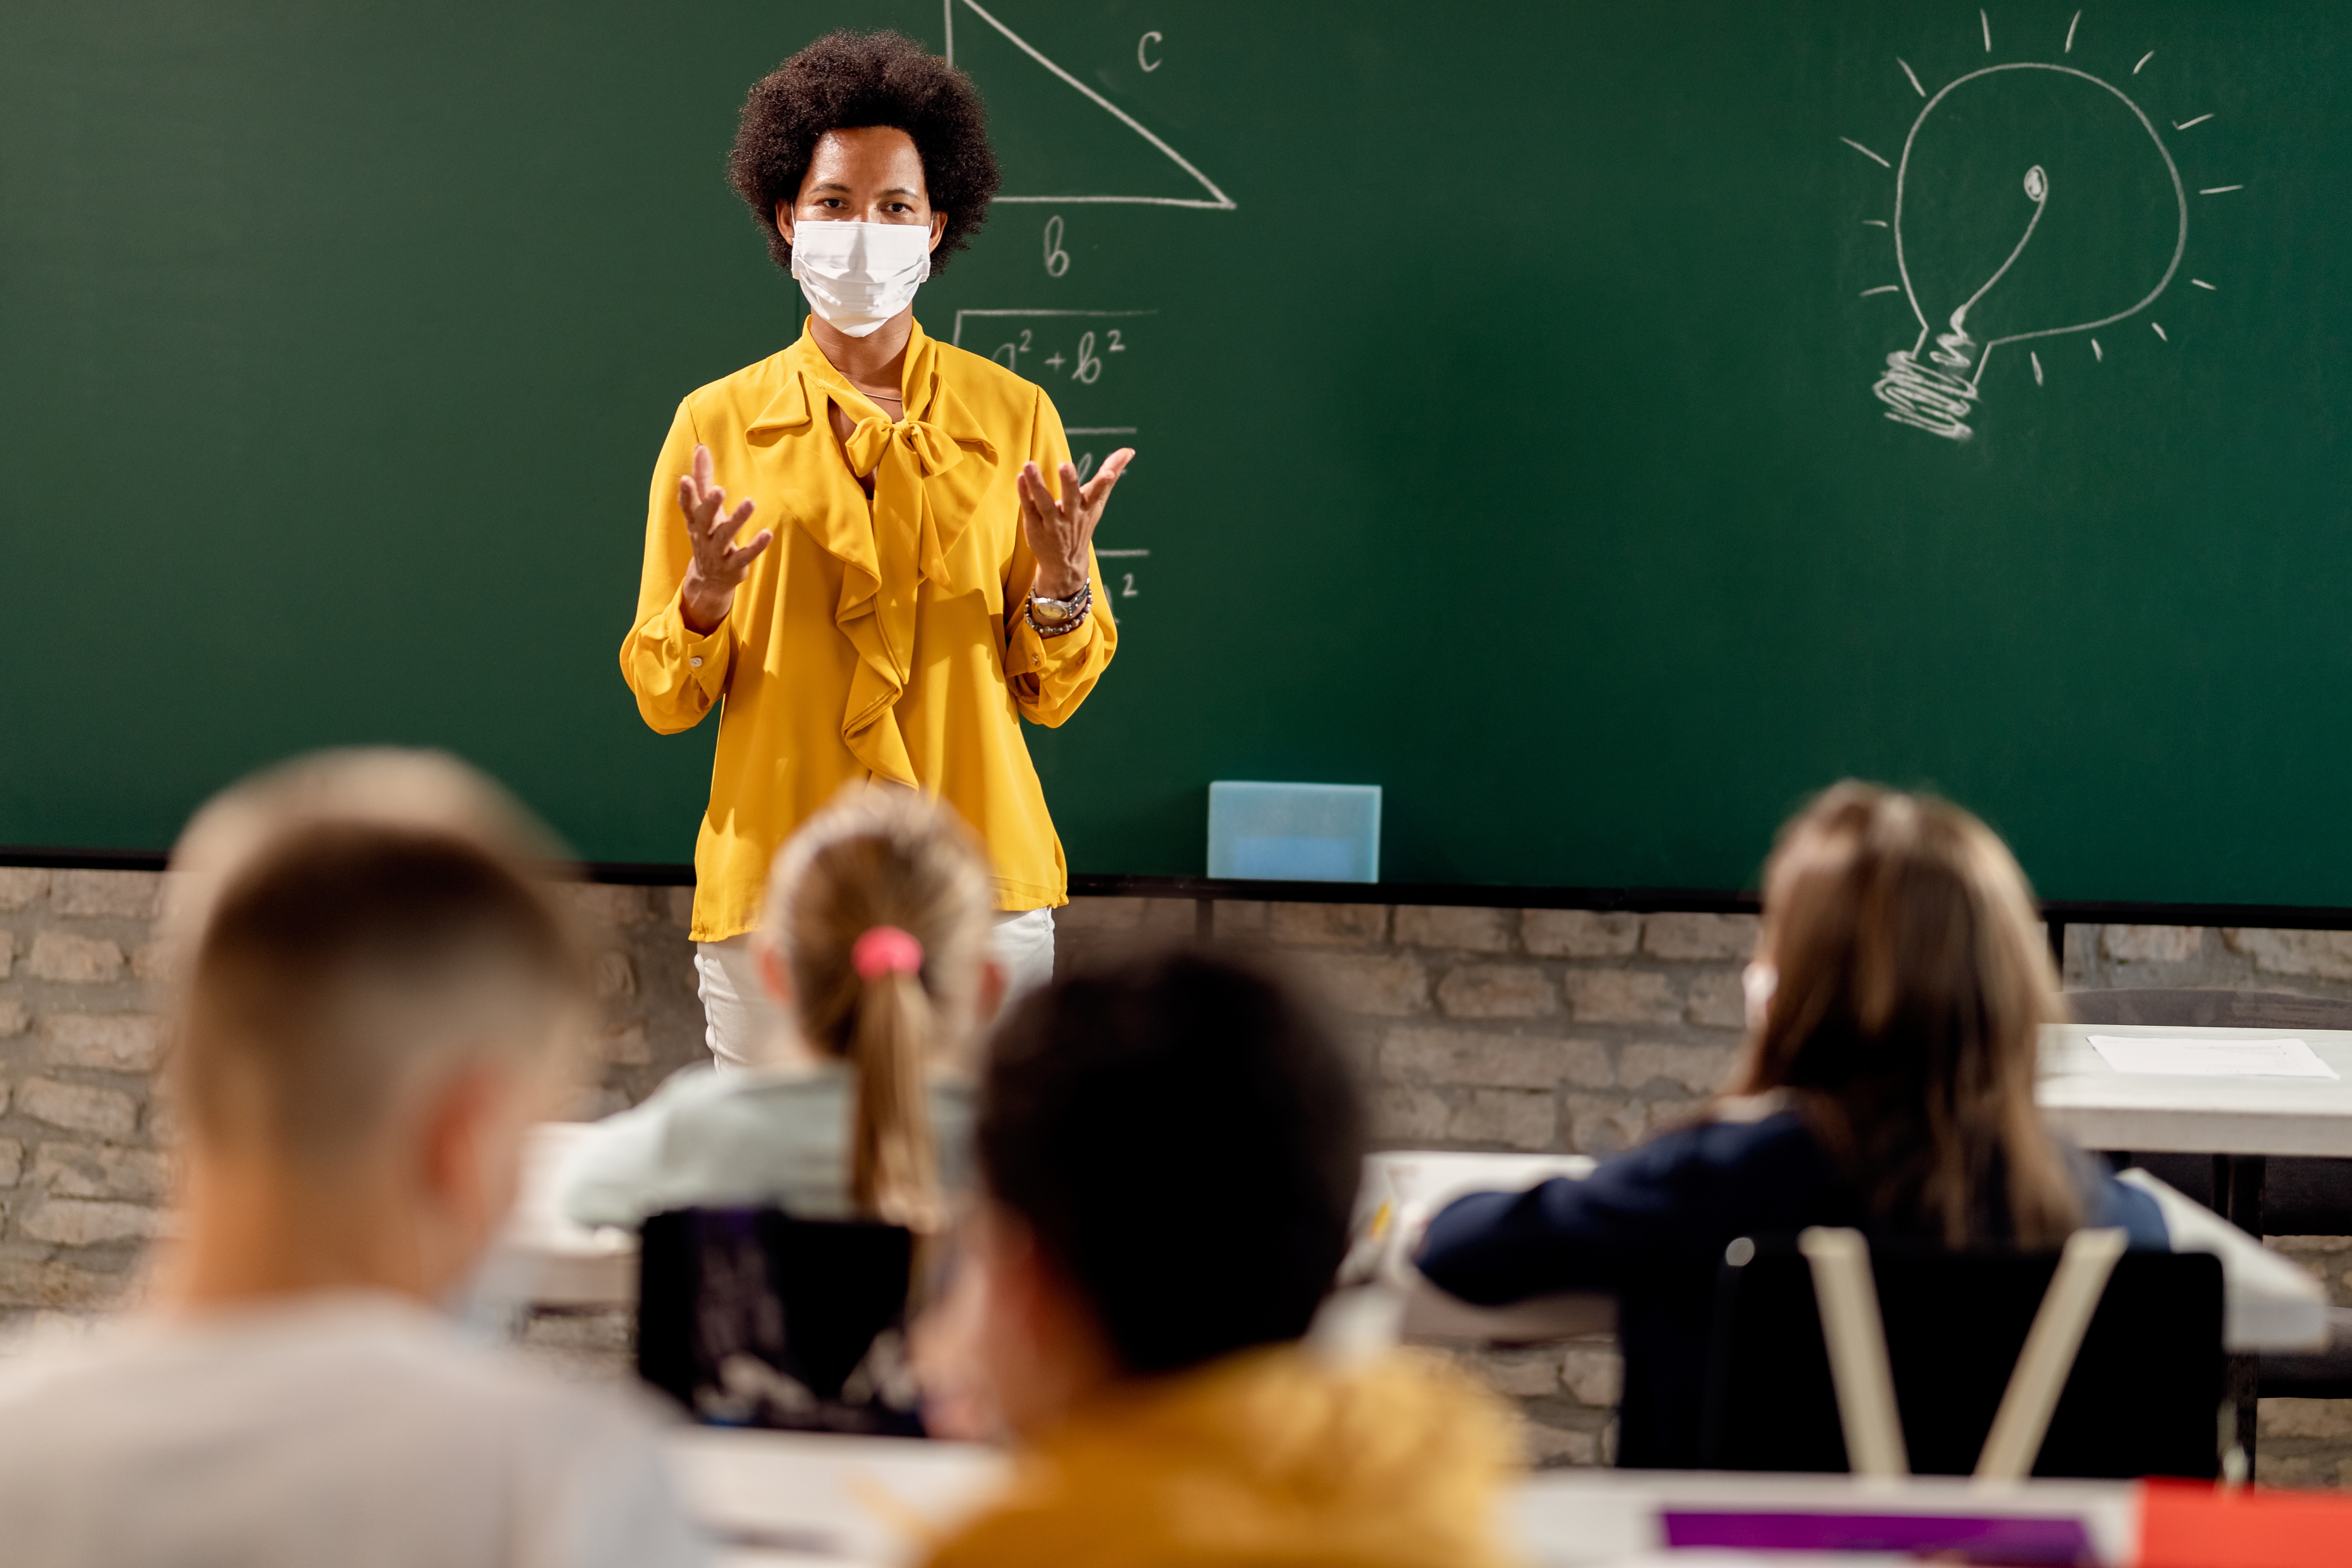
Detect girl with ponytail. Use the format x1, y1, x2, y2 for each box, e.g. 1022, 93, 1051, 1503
558, 786, 1000, 1230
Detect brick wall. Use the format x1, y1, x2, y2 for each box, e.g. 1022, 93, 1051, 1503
1063, 899, 1756, 1166
6, 871, 2352, 1480
0, 869, 710, 1327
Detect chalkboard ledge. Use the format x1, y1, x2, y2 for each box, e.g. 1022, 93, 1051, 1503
9, 847, 2352, 934
1072, 875, 2352, 937
1066, 873, 1758, 914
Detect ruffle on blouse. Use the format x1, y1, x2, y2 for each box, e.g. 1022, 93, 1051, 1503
745, 323, 1002, 787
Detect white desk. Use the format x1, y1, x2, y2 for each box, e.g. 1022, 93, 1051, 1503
496, 1144, 1618, 1324
498, 1124, 2322, 1351
2038, 1023, 2352, 1158
667, 1427, 1006, 1568
1357, 1151, 1616, 1342
489, 1122, 636, 1308
1360, 1146, 2325, 1354
663, 1426, 2142, 1568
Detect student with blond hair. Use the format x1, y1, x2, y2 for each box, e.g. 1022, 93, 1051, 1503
558, 785, 1000, 1231
1415, 781, 2167, 1469
0, 752, 704, 1566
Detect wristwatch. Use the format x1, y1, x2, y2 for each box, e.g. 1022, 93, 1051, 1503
1030, 583, 1088, 624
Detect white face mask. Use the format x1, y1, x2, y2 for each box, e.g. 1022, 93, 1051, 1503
1742, 961, 1779, 1034
789, 220, 933, 338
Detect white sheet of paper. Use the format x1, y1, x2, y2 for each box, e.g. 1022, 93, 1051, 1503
2088, 1035, 2341, 1080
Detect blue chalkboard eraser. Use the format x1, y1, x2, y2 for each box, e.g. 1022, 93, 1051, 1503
1207, 781, 1381, 883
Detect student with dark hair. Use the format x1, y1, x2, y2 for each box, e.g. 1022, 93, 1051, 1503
1415, 783, 2168, 1469
623, 29, 1135, 1072
0, 753, 705, 1567
923, 950, 1518, 1568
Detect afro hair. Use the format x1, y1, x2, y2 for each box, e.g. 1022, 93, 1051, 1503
729, 30, 1001, 274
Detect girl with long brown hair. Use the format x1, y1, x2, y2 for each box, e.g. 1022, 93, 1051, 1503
1415, 782, 2165, 1467
559, 785, 1000, 1231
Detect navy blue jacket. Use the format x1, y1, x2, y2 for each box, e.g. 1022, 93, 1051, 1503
1414, 1109, 2168, 1468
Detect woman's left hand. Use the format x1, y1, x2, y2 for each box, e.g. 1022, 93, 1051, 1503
1018, 448, 1135, 599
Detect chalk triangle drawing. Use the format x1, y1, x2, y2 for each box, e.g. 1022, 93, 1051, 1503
945, 0, 1236, 210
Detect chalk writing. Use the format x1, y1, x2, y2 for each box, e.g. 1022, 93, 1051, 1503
1851, 57, 2197, 440
945, 0, 1234, 209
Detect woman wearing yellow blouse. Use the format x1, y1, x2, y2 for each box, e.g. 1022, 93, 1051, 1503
623, 31, 1131, 1067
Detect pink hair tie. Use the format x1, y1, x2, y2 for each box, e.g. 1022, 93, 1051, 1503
852, 925, 925, 980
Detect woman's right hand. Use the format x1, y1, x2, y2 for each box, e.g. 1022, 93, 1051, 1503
677, 444, 774, 634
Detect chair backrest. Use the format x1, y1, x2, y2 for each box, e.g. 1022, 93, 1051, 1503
1700, 1243, 2223, 1479
2064, 988, 2352, 1031
637, 1207, 923, 1436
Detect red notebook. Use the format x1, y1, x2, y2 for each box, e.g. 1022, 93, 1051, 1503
2140, 1479, 2352, 1568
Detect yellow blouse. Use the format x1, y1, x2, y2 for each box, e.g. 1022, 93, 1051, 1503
621, 317, 1115, 941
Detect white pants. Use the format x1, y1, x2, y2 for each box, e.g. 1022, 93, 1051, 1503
696, 907, 1057, 1072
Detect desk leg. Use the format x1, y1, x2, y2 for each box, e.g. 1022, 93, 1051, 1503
2227, 1355, 2260, 1477
2217, 1154, 2267, 1237
2216, 1154, 2267, 1475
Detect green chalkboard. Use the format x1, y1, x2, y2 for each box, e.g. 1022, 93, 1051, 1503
1, 1, 2347, 905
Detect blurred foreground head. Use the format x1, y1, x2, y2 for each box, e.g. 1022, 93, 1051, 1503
161, 751, 587, 1306
162, 747, 560, 965
971, 948, 1363, 1432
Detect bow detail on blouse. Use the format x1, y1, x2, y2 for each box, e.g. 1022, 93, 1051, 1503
841, 413, 964, 483
767, 322, 1001, 787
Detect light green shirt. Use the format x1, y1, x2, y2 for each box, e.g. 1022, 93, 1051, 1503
556, 1061, 975, 1229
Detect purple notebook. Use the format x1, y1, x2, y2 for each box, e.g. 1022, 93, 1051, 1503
1660, 1509, 2096, 1565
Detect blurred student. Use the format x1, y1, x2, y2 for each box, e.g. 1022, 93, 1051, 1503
0, 753, 704, 1567
924, 949, 1519, 1568
1415, 782, 2166, 1469
559, 787, 998, 1231
153, 746, 565, 960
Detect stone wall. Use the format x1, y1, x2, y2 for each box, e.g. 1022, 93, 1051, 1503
6, 869, 2352, 1481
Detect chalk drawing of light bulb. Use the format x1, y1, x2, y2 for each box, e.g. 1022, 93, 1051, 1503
1867, 63, 2187, 439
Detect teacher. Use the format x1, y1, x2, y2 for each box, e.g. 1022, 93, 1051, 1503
622, 31, 1130, 1069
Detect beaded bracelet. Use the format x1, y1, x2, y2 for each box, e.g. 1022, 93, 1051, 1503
1025, 582, 1093, 637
